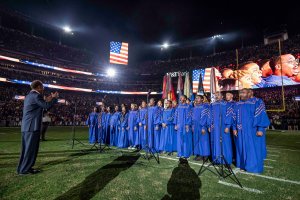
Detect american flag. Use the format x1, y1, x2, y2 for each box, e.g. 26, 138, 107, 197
192, 68, 221, 93
110, 41, 128, 65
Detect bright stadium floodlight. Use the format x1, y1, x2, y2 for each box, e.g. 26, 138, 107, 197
106, 68, 116, 77
162, 42, 169, 49
63, 26, 72, 33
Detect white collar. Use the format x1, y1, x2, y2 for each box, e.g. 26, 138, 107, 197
31, 89, 40, 94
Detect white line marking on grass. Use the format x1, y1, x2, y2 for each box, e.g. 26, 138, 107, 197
264, 166, 273, 169
267, 154, 279, 157
267, 146, 300, 152
218, 180, 262, 194
265, 159, 277, 162
239, 171, 300, 185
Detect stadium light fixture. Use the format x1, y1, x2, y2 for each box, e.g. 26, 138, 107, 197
106, 68, 116, 77
161, 42, 169, 50
63, 26, 72, 33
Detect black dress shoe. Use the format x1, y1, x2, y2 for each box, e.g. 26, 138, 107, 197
18, 172, 31, 176
28, 168, 41, 174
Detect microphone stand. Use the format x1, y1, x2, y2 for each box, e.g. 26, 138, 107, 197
198, 99, 242, 188
137, 91, 160, 164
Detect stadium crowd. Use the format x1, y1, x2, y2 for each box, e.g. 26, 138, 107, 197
0, 82, 299, 130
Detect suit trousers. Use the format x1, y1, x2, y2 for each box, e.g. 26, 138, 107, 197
17, 131, 41, 174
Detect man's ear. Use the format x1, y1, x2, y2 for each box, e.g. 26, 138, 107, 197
275, 64, 281, 70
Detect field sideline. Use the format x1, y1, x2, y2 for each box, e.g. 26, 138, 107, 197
0, 127, 300, 200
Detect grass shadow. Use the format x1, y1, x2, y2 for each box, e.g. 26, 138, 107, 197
54, 153, 140, 200
162, 158, 202, 200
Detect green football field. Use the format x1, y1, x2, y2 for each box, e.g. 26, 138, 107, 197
0, 127, 299, 200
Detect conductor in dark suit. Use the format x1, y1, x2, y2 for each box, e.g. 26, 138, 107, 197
17, 80, 59, 175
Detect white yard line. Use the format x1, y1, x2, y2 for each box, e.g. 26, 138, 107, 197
239, 171, 300, 185
264, 159, 277, 162
218, 180, 263, 194
267, 146, 300, 152
264, 166, 273, 169
267, 154, 279, 157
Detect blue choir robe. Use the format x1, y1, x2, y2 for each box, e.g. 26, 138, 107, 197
233, 98, 269, 173
154, 106, 163, 151
128, 110, 139, 147
172, 107, 178, 152
110, 112, 120, 146
160, 108, 175, 152
86, 112, 98, 143
174, 103, 193, 158
147, 106, 157, 150
252, 97, 269, 160
138, 108, 147, 148
209, 100, 233, 164
117, 113, 129, 148
97, 112, 106, 143
192, 103, 210, 157
105, 113, 112, 144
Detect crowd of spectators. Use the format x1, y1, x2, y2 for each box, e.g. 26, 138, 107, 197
0, 82, 299, 130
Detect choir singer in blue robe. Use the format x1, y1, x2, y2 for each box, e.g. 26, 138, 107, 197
110, 105, 120, 146
209, 92, 233, 165
174, 95, 193, 159
232, 88, 270, 173
147, 98, 157, 151
128, 104, 139, 149
117, 106, 129, 148
86, 107, 99, 144
192, 95, 210, 161
154, 100, 163, 152
160, 100, 175, 155
138, 101, 147, 149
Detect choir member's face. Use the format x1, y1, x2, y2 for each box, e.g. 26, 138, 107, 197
261, 61, 273, 77
248, 90, 254, 98
157, 101, 163, 107
214, 92, 223, 101
141, 101, 147, 108
278, 54, 299, 77
225, 93, 233, 101
93, 107, 97, 112
172, 101, 177, 108
243, 63, 262, 84
122, 107, 126, 113
166, 101, 171, 108
180, 96, 186, 104
186, 99, 191, 104
195, 96, 203, 104
107, 107, 111, 112
114, 106, 119, 112
240, 90, 249, 100
131, 104, 135, 110
149, 99, 155, 106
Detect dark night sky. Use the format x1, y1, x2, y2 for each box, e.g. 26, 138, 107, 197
1, 0, 299, 65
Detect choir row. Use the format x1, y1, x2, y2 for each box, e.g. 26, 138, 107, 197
86, 89, 270, 174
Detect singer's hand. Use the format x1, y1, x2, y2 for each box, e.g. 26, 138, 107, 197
224, 127, 229, 133
139, 122, 142, 127
175, 125, 178, 130
201, 129, 206, 135
256, 131, 263, 137
185, 125, 189, 132
233, 130, 238, 136
134, 126, 137, 131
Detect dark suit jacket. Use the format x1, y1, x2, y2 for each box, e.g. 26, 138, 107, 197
21, 91, 58, 132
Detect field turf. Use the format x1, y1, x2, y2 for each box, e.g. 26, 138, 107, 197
0, 127, 299, 200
